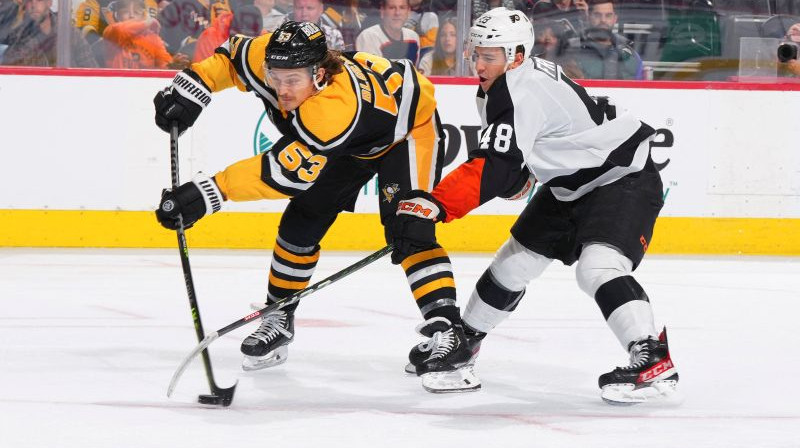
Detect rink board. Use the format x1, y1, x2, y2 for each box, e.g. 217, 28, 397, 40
1, 69, 799, 254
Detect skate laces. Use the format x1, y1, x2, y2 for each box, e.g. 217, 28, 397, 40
621, 338, 654, 370
250, 311, 292, 343
422, 329, 456, 360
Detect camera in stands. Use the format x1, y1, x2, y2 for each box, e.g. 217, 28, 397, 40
777, 42, 799, 62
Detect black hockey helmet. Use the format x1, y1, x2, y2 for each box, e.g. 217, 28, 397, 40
265, 21, 328, 69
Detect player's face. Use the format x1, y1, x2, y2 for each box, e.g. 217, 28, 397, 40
380, 0, 409, 33
472, 46, 507, 91
266, 67, 319, 111
293, 0, 323, 22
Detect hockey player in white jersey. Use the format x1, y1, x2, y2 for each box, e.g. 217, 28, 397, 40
389, 7, 679, 404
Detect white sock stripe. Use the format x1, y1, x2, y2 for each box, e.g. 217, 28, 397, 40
406, 262, 453, 285
270, 260, 316, 279
606, 301, 657, 350
276, 235, 318, 254
419, 298, 456, 316
463, 290, 512, 333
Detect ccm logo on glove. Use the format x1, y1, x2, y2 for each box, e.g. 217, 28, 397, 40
397, 197, 441, 221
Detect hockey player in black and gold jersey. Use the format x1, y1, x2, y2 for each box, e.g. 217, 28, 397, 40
152, 20, 479, 393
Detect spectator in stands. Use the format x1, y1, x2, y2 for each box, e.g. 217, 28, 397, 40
527, 0, 587, 32
474, 0, 518, 23
157, 0, 209, 56
292, 0, 345, 49
274, 0, 292, 14
75, 0, 159, 46
3, 0, 98, 67
193, 4, 263, 61
254, 0, 287, 31
779, 21, 800, 78
417, 14, 463, 75
565, 0, 642, 79
533, 18, 574, 60
1, 0, 26, 59
321, 0, 368, 49
406, 0, 437, 56
356, 0, 419, 63
103, 0, 189, 68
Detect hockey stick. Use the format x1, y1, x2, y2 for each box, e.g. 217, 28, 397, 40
167, 124, 237, 406
167, 244, 393, 397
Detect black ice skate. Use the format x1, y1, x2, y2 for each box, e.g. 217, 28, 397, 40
408, 317, 481, 393
240, 309, 294, 371
405, 324, 484, 374
599, 327, 679, 405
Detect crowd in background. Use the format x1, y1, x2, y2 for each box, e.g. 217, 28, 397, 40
0, 0, 798, 79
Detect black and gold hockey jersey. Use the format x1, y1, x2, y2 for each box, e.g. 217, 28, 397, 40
189, 33, 437, 201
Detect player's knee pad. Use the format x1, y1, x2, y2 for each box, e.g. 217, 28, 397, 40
463, 269, 525, 333
575, 243, 634, 297
488, 237, 551, 291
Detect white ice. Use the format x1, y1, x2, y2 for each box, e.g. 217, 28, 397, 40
1, 248, 798, 448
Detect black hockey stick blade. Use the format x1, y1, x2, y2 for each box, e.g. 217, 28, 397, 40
198, 379, 237, 407
167, 245, 393, 397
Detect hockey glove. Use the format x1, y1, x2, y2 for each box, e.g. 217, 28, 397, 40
156, 173, 224, 230
389, 190, 446, 265
154, 69, 212, 135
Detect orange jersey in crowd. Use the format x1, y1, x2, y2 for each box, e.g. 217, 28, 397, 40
102, 20, 173, 69
192, 10, 234, 62
75, 0, 159, 36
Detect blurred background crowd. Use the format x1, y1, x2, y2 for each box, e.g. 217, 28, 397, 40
0, 0, 798, 79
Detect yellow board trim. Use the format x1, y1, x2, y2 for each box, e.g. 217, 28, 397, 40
412, 277, 457, 300
2, 210, 800, 255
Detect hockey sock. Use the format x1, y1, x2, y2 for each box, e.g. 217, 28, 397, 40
400, 246, 460, 324
267, 238, 320, 313
463, 269, 525, 333
595, 275, 657, 348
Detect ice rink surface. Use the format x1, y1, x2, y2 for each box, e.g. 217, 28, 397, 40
1, 248, 798, 448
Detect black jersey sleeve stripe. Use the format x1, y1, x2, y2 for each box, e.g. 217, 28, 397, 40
546, 123, 655, 192
560, 72, 606, 125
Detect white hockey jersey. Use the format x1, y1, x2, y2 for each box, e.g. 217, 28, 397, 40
479, 57, 655, 201
432, 57, 656, 221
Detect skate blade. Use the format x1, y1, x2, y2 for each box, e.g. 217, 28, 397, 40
405, 354, 479, 376
601, 380, 681, 405
241, 346, 288, 371
421, 366, 482, 393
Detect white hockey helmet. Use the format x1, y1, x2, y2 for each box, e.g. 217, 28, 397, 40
468, 7, 535, 66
